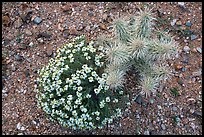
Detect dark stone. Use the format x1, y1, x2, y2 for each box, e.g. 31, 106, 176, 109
3, 38, 10, 46
193, 111, 202, 118
37, 32, 51, 39
25, 69, 30, 77
14, 55, 23, 61
88, 11, 94, 17
177, 79, 184, 86
135, 95, 143, 105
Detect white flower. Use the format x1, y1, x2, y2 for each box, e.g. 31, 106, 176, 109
104, 85, 109, 90
65, 49, 71, 54
72, 110, 77, 117
68, 53, 73, 58
86, 94, 91, 98
88, 77, 94, 82
72, 49, 77, 53
76, 91, 82, 97
102, 73, 108, 78
84, 52, 88, 57
95, 111, 100, 116
96, 117, 100, 120
94, 88, 100, 94
70, 58, 74, 63
77, 86, 83, 91
67, 95, 73, 100
119, 90, 124, 95
106, 97, 110, 102
99, 100, 105, 108
86, 56, 91, 60
113, 98, 118, 103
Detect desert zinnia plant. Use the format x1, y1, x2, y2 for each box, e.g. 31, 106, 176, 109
35, 36, 127, 130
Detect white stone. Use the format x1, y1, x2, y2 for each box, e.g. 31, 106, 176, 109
178, 2, 185, 6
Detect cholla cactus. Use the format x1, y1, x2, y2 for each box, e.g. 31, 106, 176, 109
97, 7, 178, 97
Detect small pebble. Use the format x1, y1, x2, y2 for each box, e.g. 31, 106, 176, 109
185, 21, 192, 27
183, 46, 190, 53
178, 2, 185, 7
196, 47, 202, 53
161, 124, 166, 130
190, 35, 197, 40
135, 95, 143, 105
29, 42, 34, 47
172, 106, 178, 111
171, 19, 177, 26
144, 130, 150, 135
181, 67, 187, 72
33, 17, 42, 24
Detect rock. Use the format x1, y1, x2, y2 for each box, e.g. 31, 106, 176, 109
69, 26, 77, 35
25, 29, 32, 36
193, 111, 202, 117
183, 46, 190, 53
161, 124, 166, 130
99, 23, 107, 30
102, 13, 108, 21
172, 106, 178, 111
24, 69, 30, 77
33, 16, 42, 24
2, 15, 10, 26
177, 78, 184, 86
136, 114, 140, 119
185, 21, 192, 27
181, 67, 187, 72
176, 20, 182, 26
196, 47, 202, 53
63, 30, 69, 38
58, 23, 64, 31
178, 2, 185, 7
76, 24, 84, 31
2, 89, 7, 94
88, 11, 94, 17
37, 32, 52, 39
14, 55, 23, 61
3, 38, 10, 46
144, 130, 150, 135
20, 10, 32, 23
14, 17, 23, 28
189, 109, 195, 114
149, 99, 154, 104
29, 42, 34, 47
17, 133, 24, 135
157, 105, 162, 110
190, 35, 197, 40
85, 25, 91, 32
170, 19, 177, 26
17, 123, 25, 131
135, 95, 143, 105
192, 69, 202, 77
37, 38, 44, 44
46, 46, 53, 57
175, 64, 183, 70
11, 63, 16, 71
61, 5, 72, 12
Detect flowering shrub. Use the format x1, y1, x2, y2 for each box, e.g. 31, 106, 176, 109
35, 35, 127, 130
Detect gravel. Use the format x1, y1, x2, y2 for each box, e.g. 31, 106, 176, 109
2, 2, 202, 135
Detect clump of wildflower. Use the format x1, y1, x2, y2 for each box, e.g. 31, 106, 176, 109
35, 35, 128, 130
